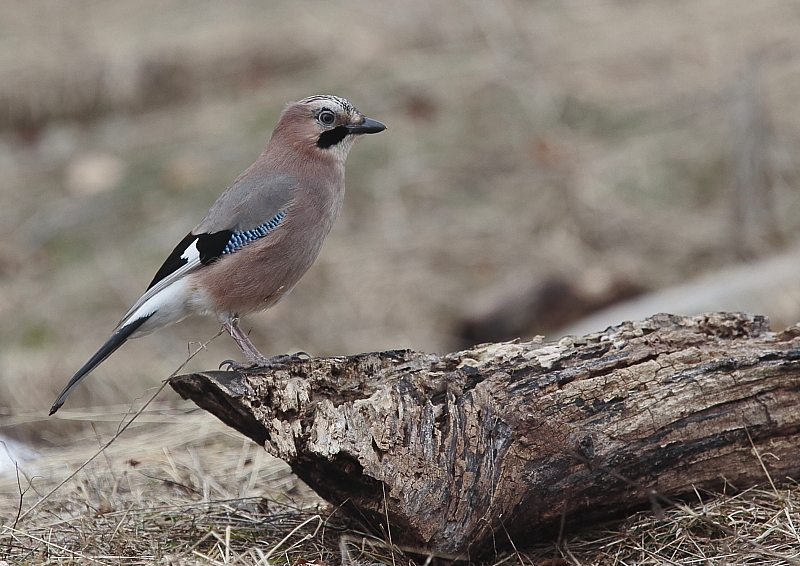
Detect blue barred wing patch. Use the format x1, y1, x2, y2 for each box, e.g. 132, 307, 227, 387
146, 211, 287, 291
222, 210, 287, 255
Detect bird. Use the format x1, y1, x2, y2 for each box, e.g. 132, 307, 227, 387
49, 95, 385, 415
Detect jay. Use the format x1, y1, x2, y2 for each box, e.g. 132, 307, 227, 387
50, 95, 385, 415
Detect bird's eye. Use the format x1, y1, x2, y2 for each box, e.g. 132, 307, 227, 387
318, 110, 336, 125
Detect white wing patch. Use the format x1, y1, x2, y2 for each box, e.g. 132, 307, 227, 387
120, 278, 193, 336
181, 240, 200, 263
115, 239, 203, 331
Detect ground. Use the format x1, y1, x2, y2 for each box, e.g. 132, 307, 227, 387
2, 0, 800, 563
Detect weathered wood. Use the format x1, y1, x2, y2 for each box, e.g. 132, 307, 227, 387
170, 312, 800, 559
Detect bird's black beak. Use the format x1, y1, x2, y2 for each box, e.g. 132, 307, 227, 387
347, 117, 386, 134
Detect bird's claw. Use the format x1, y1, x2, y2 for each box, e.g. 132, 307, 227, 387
219, 359, 249, 371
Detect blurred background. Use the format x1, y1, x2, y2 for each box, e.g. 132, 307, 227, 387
3, 0, 800, 440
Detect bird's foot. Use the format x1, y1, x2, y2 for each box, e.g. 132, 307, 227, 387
219, 351, 310, 373
265, 351, 311, 364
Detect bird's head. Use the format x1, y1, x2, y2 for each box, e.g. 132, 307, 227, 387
272, 95, 386, 162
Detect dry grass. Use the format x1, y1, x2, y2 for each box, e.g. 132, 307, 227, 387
530, 484, 800, 565
3, 489, 327, 565
0, 403, 332, 565
3, 409, 800, 565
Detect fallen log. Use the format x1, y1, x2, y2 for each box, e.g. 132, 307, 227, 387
170, 312, 800, 559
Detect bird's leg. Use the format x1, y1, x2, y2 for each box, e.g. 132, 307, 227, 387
221, 318, 307, 371
223, 318, 271, 367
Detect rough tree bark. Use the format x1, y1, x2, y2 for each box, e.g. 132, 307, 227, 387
170, 313, 800, 559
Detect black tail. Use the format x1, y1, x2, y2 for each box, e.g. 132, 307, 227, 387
49, 316, 150, 415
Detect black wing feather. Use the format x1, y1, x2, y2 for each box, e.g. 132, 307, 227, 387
147, 230, 233, 291
196, 231, 234, 263
147, 233, 195, 291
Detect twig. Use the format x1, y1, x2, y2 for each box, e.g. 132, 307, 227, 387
2, 525, 106, 565
263, 513, 322, 562
745, 425, 779, 496
5, 458, 28, 556
19, 329, 222, 521
18, 379, 170, 521
382, 482, 396, 566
